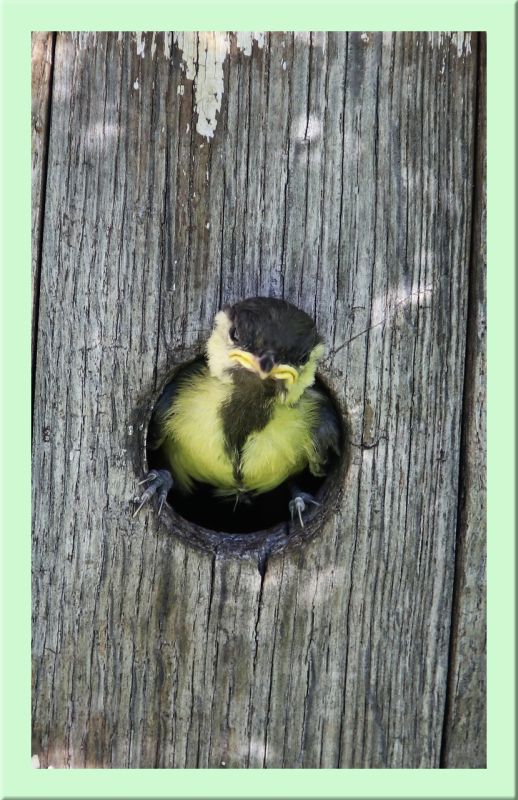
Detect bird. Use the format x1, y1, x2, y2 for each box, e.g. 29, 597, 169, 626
134, 297, 341, 526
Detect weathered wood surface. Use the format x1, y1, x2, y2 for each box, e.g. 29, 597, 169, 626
32, 31, 486, 768
31, 32, 54, 367
441, 37, 487, 769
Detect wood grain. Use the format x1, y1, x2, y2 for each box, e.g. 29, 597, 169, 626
31, 32, 54, 373
32, 31, 485, 768
441, 35, 486, 769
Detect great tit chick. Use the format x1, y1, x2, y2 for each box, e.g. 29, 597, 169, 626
134, 297, 341, 526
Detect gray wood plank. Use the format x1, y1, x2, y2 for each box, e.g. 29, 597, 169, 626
32, 31, 482, 769
441, 34, 486, 769
31, 32, 54, 367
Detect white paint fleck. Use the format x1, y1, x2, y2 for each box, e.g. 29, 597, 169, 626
428, 31, 471, 57
186, 124, 190, 134
360, 32, 369, 43
127, 425, 134, 436
452, 31, 472, 57
205, 222, 210, 229
133, 78, 139, 90
117, 31, 123, 43
173, 282, 176, 291
282, 60, 287, 70
32, 755, 40, 769
151, 33, 157, 59
235, 31, 265, 56
177, 84, 185, 95
173, 31, 265, 139
164, 32, 172, 60
428, 31, 445, 49
135, 31, 146, 57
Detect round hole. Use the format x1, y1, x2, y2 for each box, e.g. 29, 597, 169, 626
138, 357, 350, 560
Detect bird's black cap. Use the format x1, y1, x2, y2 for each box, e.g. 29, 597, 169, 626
226, 297, 321, 366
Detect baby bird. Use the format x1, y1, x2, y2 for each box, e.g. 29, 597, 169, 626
135, 297, 341, 526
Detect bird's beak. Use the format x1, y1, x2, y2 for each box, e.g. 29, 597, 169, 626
228, 349, 298, 384
269, 365, 298, 384
228, 349, 261, 373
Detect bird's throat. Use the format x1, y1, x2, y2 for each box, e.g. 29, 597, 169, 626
220, 370, 277, 482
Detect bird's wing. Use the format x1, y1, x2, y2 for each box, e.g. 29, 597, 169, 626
305, 387, 342, 476
147, 360, 208, 450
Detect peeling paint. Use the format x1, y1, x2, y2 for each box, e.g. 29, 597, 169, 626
428, 31, 446, 49
451, 31, 472, 57
125, 30, 265, 138
164, 32, 172, 60
428, 31, 472, 57
135, 31, 146, 58
235, 31, 265, 56
173, 31, 265, 140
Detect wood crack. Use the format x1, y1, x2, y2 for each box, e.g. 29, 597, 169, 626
32, 32, 57, 432
440, 32, 486, 769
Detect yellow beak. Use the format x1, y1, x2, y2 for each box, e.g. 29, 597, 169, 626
269, 365, 298, 384
228, 349, 298, 384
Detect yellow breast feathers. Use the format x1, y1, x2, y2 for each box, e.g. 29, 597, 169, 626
160, 370, 320, 495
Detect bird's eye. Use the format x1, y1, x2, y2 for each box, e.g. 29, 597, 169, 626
229, 326, 239, 343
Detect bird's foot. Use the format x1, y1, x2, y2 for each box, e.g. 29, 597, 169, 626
288, 490, 321, 528
133, 469, 174, 517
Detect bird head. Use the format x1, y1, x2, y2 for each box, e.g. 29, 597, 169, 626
206, 297, 325, 403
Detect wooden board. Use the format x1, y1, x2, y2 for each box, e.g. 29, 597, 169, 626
441, 36, 487, 769
32, 31, 485, 768
31, 32, 54, 370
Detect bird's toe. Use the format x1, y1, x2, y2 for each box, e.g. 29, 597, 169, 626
288, 490, 320, 528
133, 469, 174, 517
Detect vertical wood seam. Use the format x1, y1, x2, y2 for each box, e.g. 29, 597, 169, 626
439, 32, 485, 768
32, 32, 56, 431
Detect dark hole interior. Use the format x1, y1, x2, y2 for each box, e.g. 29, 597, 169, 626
146, 362, 343, 535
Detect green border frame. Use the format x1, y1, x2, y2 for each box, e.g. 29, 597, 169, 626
2, 0, 514, 797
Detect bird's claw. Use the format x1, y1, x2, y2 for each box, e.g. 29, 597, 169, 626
288, 492, 321, 528
133, 469, 174, 517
